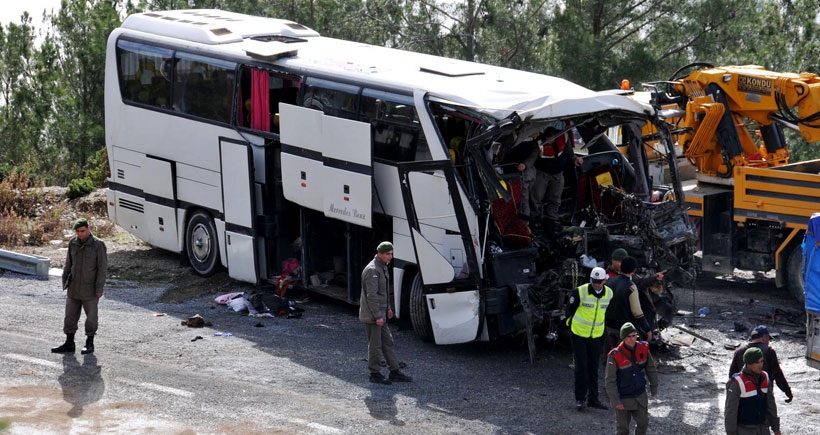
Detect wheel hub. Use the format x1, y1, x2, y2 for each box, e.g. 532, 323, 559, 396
191, 224, 211, 262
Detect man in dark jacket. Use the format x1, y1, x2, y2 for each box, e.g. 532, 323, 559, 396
605, 322, 659, 435
729, 325, 793, 403
359, 241, 411, 385
52, 218, 107, 355
605, 257, 652, 351
725, 347, 781, 435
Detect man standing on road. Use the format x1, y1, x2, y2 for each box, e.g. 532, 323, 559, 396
605, 256, 653, 350
359, 241, 412, 385
729, 325, 793, 403
605, 322, 659, 435
725, 347, 781, 435
52, 218, 107, 355
565, 266, 612, 410
607, 248, 665, 289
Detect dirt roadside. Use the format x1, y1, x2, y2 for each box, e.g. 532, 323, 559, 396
5, 187, 233, 302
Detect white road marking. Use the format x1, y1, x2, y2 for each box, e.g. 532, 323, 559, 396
119, 378, 195, 398
4, 353, 61, 369
292, 418, 342, 433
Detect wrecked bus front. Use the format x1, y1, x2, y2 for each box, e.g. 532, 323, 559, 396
401, 88, 696, 354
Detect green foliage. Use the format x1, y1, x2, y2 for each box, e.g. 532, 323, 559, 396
47, 0, 121, 180
3, 0, 820, 185
86, 147, 109, 187
66, 177, 94, 199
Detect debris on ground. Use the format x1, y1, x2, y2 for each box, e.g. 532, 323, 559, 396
672, 324, 714, 344
181, 314, 212, 327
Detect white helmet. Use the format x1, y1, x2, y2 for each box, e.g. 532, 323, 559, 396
590, 267, 607, 282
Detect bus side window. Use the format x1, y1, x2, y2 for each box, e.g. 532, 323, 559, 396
299, 77, 359, 121
173, 53, 235, 124
237, 66, 301, 133
116, 40, 172, 109
360, 93, 428, 162
268, 76, 300, 133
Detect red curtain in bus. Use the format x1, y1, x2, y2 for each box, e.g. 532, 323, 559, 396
251, 69, 270, 131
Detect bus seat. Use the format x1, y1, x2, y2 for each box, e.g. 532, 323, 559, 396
184, 71, 209, 117
577, 162, 623, 218
137, 59, 156, 85
490, 178, 531, 248
137, 88, 151, 103
122, 79, 140, 101
391, 105, 414, 123
448, 137, 464, 163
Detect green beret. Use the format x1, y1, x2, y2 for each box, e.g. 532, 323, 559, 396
743, 347, 763, 365
620, 322, 637, 340
73, 218, 89, 230
377, 241, 393, 253
611, 248, 628, 261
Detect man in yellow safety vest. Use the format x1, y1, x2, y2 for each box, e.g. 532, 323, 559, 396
565, 266, 613, 410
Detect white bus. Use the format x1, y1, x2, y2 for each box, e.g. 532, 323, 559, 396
105, 9, 695, 347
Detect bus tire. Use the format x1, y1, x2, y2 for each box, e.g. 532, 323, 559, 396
787, 244, 805, 305
398, 269, 414, 329
185, 210, 221, 277
409, 273, 434, 342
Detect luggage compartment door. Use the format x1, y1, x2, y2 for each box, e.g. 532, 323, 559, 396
220, 139, 257, 283
279, 104, 373, 228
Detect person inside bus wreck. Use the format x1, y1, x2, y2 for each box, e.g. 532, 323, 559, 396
359, 242, 412, 385
496, 127, 539, 221
531, 122, 583, 237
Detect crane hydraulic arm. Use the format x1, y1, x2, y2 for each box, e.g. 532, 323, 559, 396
653, 64, 820, 178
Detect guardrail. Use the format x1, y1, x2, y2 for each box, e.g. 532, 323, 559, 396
0, 249, 51, 280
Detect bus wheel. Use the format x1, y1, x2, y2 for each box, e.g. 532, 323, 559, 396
409, 273, 434, 342
186, 210, 220, 277
787, 245, 805, 305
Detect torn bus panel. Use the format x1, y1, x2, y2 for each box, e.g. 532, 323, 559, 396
413, 99, 697, 349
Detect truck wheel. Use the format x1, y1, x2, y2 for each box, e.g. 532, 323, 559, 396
409, 273, 434, 342
185, 210, 221, 277
787, 245, 805, 305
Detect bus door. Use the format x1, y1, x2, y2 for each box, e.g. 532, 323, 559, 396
219, 138, 257, 283
278, 103, 373, 227
397, 161, 482, 344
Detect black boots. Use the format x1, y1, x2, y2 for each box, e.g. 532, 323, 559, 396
51, 334, 95, 354
51, 333, 75, 353
369, 372, 392, 385
388, 370, 413, 382
81, 336, 95, 355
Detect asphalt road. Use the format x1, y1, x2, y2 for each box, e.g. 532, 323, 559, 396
1, 265, 819, 434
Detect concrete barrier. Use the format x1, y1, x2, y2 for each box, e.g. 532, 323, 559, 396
0, 249, 51, 280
